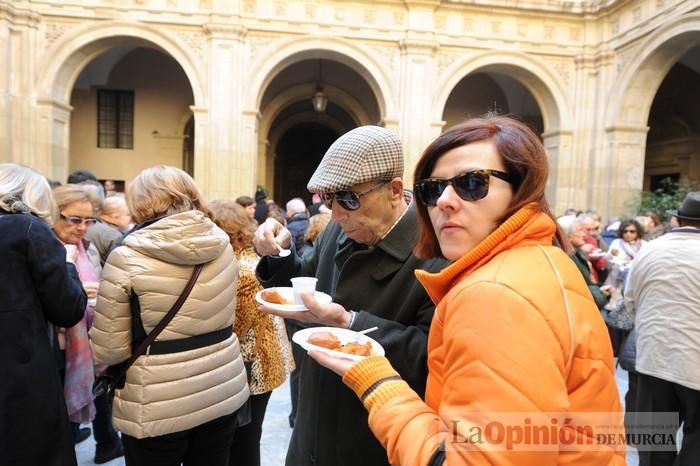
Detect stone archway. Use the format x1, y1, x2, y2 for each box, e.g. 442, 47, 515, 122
35, 21, 205, 183
245, 35, 395, 120
434, 51, 571, 212
605, 13, 700, 216
239, 36, 394, 195
248, 44, 388, 197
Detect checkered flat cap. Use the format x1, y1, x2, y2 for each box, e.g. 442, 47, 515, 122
307, 125, 404, 193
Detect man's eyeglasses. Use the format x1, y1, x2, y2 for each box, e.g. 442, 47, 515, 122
60, 213, 97, 226
318, 182, 388, 211
414, 169, 518, 207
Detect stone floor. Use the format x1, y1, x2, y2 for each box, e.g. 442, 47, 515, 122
78, 368, 640, 466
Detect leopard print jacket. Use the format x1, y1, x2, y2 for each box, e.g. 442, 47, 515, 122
235, 247, 294, 394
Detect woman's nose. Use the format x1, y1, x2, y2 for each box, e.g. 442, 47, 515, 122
435, 185, 459, 210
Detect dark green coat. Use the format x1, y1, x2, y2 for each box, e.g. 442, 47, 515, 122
257, 202, 448, 466
570, 247, 609, 309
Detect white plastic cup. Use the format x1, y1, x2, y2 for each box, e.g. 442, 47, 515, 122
290, 277, 318, 304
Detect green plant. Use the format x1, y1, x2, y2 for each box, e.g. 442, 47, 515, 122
637, 177, 698, 222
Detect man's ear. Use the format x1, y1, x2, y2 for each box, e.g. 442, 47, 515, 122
388, 177, 404, 205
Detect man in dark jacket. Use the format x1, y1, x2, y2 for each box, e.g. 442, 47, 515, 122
285, 197, 310, 256
254, 187, 269, 225
565, 217, 612, 309
254, 126, 448, 466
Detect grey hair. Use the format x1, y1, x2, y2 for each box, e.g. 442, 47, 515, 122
0, 163, 56, 224
285, 197, 307, 216
576, 213, 597, 225
566, 217, 588, 236
102, 195, 127, 217
79, 180, 105, 211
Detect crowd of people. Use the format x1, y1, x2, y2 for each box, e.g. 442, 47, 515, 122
1, 113, 698, 466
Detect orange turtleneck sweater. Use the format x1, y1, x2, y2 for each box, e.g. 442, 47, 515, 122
342, 206, 625, 465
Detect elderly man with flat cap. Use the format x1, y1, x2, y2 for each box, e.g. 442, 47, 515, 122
254, 126, 448, 466
623, 191, 700, 466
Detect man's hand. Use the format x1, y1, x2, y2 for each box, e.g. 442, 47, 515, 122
253, 218, 292, 257
258, 291, 352, 328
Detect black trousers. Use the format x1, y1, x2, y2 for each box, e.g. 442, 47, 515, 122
285, 320, 305, 424
229, 391, 272, 466
93, 392, 121, 449
122, 412, 237, 466
637, 373, 700, 466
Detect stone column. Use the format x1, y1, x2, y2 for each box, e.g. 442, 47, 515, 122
0, 12, 10, 162
191, 105, 210, 191
201, 23, 247, 200
601, 126, 649, 216
3, 8, 41, 170
240, 109, 261, 197
542, 130, 574, 214
397, 39, 438, 185
255, 134, 269, 190
35, 99, 72, 182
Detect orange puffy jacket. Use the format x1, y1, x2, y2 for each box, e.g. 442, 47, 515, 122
344, 207, 625, 465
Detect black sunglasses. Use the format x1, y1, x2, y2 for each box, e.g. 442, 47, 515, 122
319, 182, 387, 211
60, 213, 97, 226
414, 169, 517, 207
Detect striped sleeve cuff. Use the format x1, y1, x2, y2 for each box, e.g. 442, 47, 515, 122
343, 356, 412, 415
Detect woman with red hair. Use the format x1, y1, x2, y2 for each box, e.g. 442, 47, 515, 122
311, 116, 625, 465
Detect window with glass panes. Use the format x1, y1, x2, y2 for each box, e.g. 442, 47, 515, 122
97, 90, 134, 149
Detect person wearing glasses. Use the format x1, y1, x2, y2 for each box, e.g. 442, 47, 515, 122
605, 219, 646, 290
309, 116, 624, 465
50, 185, 104, 443
253, 125, 448, 466
53, 184, 126, 463
0, 164, 87, 466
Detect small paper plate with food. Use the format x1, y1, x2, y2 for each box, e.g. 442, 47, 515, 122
256, 287, 332, 311
292, 327, 385, 361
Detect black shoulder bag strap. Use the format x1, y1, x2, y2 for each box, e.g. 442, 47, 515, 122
93, 263, 203, 398
125, 263, 203, 365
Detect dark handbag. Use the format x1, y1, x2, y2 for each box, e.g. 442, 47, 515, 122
231, 361, 254, 428
93, 264, 203, 402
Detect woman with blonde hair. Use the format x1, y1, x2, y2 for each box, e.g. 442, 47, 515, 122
90, 166, 249, 466
210, 199, 293, 466
311, 117, 624, 465
0, 163, 87, 466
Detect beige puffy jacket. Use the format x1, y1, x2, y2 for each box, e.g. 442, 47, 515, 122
90, 210, 249, 439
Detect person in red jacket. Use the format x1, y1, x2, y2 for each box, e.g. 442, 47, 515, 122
309, 116, 625, 465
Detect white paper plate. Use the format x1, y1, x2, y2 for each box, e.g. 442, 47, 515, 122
255, 287, 332, 312
292, 326, 385, 361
